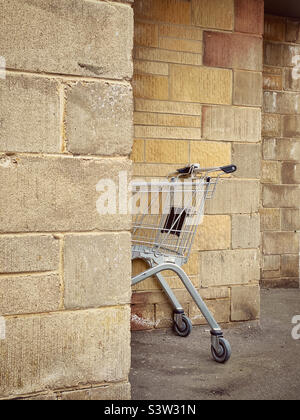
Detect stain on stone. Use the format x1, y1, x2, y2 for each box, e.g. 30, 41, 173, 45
78, 62, 105, 75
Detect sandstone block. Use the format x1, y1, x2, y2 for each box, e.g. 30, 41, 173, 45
264, 15, 286, 41
263, 185, 300, 208
0, 156, 131, 232
281, 162, 300, 184
170, 65, 232, 105
191, 0, 234, 30
0, 0, 133, 79
202, 106, 261, 142
203, 31, 262, 71
131, 304, 155, 330
263, 138, 300, 162
0, 75, 60, 153
0, 235, 59, 273
260, 208, 281, 231
66, 82, 133, 156
281, 255, 299, 278
64, 233, 131, 309
190, 142, 231, 169
283, 116, 300, 137
262, 114, 281, 137
231, 285, 260, 321
134, 46, 202, 66
134, 0, 191, 25
133, 73, 169, 100
0, 274, 60, 315
134, 99, 202, 116
263, 255, 280, 271
194, 215, 231, 251
286, 19, 300, 43
199, 249, 260, 287
134, 22, 158, 47
281, 209, 300, 231
232, 214, 260, 249
264, 91, 300, 115
233, 71, 262, 106
205, 180, 260, 214
261, 161, 281, 184
0, 306, 131, 397
235, 0, 264, 34
145, 140, 189, 163
263, 232, 299, 254
232, 144, 261, 178
190, 299, 230, 325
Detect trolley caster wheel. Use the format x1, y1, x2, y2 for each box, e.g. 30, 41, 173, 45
173, 314, 192, 337
211, 337, 231, 363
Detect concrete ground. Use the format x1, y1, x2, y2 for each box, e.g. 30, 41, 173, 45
130, 289, 300, 400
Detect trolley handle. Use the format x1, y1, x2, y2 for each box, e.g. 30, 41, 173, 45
176, 164, 237, 176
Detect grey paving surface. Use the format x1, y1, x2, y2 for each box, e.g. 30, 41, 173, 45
130, 289, 300, 400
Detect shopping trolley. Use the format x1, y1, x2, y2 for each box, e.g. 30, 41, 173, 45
131, 163, 237, 363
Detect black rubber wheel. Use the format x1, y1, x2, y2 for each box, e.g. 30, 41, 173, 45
211, 337, 231, 363
173, 314, 192, 337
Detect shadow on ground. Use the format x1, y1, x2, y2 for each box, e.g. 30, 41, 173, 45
130, 289, 300, 400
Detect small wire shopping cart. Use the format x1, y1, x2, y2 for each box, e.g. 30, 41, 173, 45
131, 163, 237, 363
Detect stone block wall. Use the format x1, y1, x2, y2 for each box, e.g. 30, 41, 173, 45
0, 0, 133, 400
262, 15, 300, 287
131, 0, 263, 330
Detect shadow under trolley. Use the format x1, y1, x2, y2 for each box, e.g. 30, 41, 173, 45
131, 163, 237, 363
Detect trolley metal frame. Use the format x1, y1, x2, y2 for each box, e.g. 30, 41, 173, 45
131, 163, 237, 363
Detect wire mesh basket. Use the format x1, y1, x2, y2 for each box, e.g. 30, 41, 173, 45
132, 175, 218, 263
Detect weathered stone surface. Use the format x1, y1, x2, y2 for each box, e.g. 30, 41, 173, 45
264, 15, 286, 41
233, 71, 262, 106
205, 180, 260, 214
159, 38, 202, 54
145, 140, 189, 163
202, 106, 261, 142
262, 114, 281, 137
282, 44, 300, 67
0, 306, 131, 397
199, 249, 260, 287
190, 299, 230, 325
232, 214, 260, 249
260, 208, 281, 231
263, 138, 300, 162
263, 255, 280, 271
134, 46, 202, 66
232, 144, 261, 178
0, 235, 59, 273
235, 0, 264, 34
133, 73, 169, 100
0, 274, 60, 315
261, 161, 281, 184
281, 209, 300, 231
159, 24, 203, 40
0, 75, 60, 153
0, 156, 131, 232
169, 64, 232, 104
190, 142, 231, 169
191, 0, 234, 30
64, 233, 131, 309
194, 215, 231, 251
263, 185, 300, 208
264, 91, 300, 115
203, 32, 262, 71
66, 82, 133, 156
0, 0, 133, 79
263, 232, 299, 254
60, 382, 131, 400
134, 112, 201, 128
286, 18, 300, 43
231, 285, 260, 321
281, 162, 300, 184
284, 68, 300, 91
134, 0, 191, 25
264, 42, 285, 67
134, 60, 169, 76
131, 139, 144, 162
283, 116, 300, 137
131, 304, 155, 330
134, 22, 158, 47
281, 255, 299, 278
134, 99, 202, 115
263, 66, 283, 91
135, 125, 201, 140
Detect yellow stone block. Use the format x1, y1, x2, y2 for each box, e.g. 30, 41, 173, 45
145, 139, 189, 163
134, 99, 202, 116
190, 141, 231, 168
133, 73, 169, 100
159, 37, 203, 53
191, 0, 234, 30
135, 126, 201, 140
160, 24, 203, 40
170, 64, 232, 104
134, 22, 158, 47
131, 139, 144, 162
133, 163, 180, 178
134, 47, 202, 66
134, 112, 201, 128
134, 60, 169, 76
134, 0, 191, 25
193, 215, 231, 251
